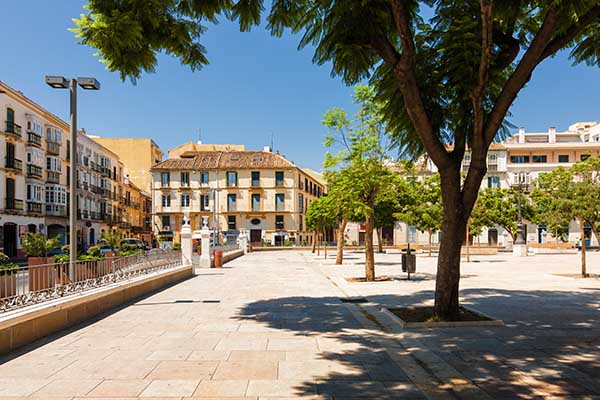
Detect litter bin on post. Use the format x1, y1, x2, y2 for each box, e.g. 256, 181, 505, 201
214, 250, 223, 268
401, 244, 416, 279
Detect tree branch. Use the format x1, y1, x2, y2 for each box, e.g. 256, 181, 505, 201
387, 0, 451, 170
483, 7, 561, 146
541, 5, 600, 60
369, 35, 401, 67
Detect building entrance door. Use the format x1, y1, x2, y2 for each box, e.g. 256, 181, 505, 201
3, 223, 17, 257
488, 228, 498, 246
250, 229, 261, 244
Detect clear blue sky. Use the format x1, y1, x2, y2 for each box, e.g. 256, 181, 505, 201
2, 1, 600, 170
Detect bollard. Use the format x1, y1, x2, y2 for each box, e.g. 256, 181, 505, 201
214, 250, 223, 268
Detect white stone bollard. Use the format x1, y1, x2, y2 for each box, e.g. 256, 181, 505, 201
180, 213, 193, 267
512, 244, 528, 257
239, 230, 248, 254
199, 228, 212, 268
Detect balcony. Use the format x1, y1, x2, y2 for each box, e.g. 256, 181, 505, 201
5, 157, 23, 173
27, 132, 42, 147
45, 204, 66, 216
27, 201, 43, 214
90, 211, 100, 220
5, 198, 23, 211
4, 121, 22, 137
102, 167, 111, 178
46, 171, 60, 184
47, 141, 60, 155
27, 164, 43, 179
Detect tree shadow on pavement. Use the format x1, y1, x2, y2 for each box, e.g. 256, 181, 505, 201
234, 288, 600, 399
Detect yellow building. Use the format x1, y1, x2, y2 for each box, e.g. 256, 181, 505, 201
90, 137, 163, 193
120, 178, 153, 243
151, 146, 325, 246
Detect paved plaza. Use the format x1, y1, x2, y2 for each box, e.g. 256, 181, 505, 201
0, 250, 600, 399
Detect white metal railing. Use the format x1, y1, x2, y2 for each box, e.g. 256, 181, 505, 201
0, 249, 182, 312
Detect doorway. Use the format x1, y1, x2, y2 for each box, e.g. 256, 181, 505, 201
89, 228, 96, 246
3, 223, 17, 257
250, 229, 261, 244
487, 228, 498, 246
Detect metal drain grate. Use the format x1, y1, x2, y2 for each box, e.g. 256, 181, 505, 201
202, 300, 221, 303
339, 297, 368, 303
174, 299, 194, 303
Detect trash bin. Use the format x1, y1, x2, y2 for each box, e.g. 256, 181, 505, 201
402, 248, 416, 273
214, 250, 223, 268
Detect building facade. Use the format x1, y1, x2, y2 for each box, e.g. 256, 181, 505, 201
0, 80, 155, 258
151, 146, 325, 246
90, 137, 163, 193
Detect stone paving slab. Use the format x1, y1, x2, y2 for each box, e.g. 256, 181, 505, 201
1, 250, 599, 399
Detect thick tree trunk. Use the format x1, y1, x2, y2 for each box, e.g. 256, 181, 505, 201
428, 231, 432, 257
377, 227, 383, 253
465, 223, 471, 263
579, 217, 587, 277
588, 220, 600, 249
364, 212, 376, 281
336, 218, 347, 265
312, 230, 316, 253
323, 228, 327, 259
434, 170, 471, 320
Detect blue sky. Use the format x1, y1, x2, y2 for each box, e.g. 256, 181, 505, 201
2, 1, 600, 170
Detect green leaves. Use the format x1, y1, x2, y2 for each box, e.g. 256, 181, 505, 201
21, 233, 60, 257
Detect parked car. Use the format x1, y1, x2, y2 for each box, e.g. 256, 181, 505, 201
120, 238, 148, 251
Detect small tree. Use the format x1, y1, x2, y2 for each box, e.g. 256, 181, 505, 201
397, 174, 443, 256
474, 188, 534, 242
21, 233, 59, 258
322, 85, 396, 281
101, 229, 123, 251
306, 196, 337, 259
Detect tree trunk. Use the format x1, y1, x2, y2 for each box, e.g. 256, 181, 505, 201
316, 230, 320, 256
434, 170, 471, 320
377, 227, 383, 253
312, 230, 316, 253
336, 218, 347, 265
465, 223, 471, 263
364, 212, 376, 281
428, 231, 432, 257
323, 228, 327, 259
579, 217, 587, 277
588, 220, 600, 249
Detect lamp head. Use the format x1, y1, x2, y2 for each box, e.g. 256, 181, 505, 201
45, 76, 69, 89
77, 77, 100, 90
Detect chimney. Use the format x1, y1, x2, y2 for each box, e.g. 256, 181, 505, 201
263, 146, 272, 153
548, 126, 556, 143
518, 127, 525, 144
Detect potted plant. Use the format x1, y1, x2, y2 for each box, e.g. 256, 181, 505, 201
21, 233, 59, 291
101, 229, 122, 257
0, 252, 18, 298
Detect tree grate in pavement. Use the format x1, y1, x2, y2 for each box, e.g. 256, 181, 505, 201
339, 297, 369, 303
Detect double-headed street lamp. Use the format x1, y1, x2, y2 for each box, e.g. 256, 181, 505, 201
510, 174, 529, 245
45, 76, 100, 279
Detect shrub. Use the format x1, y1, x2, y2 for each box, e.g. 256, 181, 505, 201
55, 254, 69, 264
86, 245, 104, 258
173, 242, 181, 250
120, 243, 138, 252
101, 229, 123, 250
0, 252, 18, 274
21, 233, 60, 257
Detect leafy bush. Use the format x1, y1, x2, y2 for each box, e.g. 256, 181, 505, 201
120, 243, 138, 252
101, 229, 123, 250
21, 233, 60, 257
173, 242, 181, 250
0, 252, 18, 274
55, 254, 69, 264
86, 245, 104, 259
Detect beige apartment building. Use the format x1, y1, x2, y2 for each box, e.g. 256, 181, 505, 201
91, 137, 163, 193
151, 143, 325, 246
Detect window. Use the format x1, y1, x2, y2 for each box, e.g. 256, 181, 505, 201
510, 155, 530, 163
487, 176, 500, 189
161, 195, 171, 207
275, 215, 284, 230
317, 186, 321, 197
558, 154, 570, 163
226, 171, 238, 186
276, 193, 285, 211
200, 172, 209, 185
227, 215, 236, 230
532, 155, 547, 163
251, 171, 260, 187
275, 171, 284, 187
227, 194, 237, 211
252, 193, 261, 211
581, 154, 591, 161
161, 172, 170, 187
180, 172, 189, 187
46, 156, 61, 172
299, 216, 303, 232
161, 216, 170, 229
180, 193, 190, 207
309, 182, 313, 195
200, 194, 210, 211
298, 193, 304, 213
488, 154, 497, 163
305, 178, 308, 192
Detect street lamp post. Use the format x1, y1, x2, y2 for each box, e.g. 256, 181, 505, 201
45, 76, 100, 280
513, 175, 528, 245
